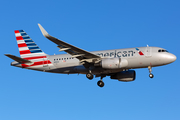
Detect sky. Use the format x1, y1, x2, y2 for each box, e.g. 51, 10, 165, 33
0, 0, 180, 120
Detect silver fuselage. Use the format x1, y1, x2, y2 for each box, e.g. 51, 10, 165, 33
12, 46, 176, 75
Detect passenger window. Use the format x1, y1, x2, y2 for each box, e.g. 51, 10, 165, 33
64, 58, 66, 60
62, 58, 63, 60
59, 58, 61, 60
158, 50, 161, 52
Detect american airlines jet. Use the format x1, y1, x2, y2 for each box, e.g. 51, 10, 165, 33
5, 24, 177, 87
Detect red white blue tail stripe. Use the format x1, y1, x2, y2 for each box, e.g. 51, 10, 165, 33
136, 48, 144, 55
15, 30, 44, 57
15, 30, 52, 68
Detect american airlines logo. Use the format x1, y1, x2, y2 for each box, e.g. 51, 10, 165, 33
96, 50, 134, 58
135, 48, 144, 56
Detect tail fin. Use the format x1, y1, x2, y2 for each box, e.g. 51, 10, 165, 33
15, 30, 46, 58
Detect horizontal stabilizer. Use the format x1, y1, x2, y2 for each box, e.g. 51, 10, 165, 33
5, 54, 32, 63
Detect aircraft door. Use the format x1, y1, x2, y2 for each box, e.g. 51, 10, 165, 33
145, 46, 152, 57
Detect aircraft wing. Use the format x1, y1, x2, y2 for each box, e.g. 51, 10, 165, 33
38, 24, 100, 62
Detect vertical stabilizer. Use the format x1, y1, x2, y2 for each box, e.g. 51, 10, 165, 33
15, 30, 46, 58
14, 30, 51, 68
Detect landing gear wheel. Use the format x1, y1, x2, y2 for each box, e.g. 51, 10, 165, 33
148, 66, 154, 78
97, 80, 104, 87
149, 73, 154, 78
86, 73, 93, 80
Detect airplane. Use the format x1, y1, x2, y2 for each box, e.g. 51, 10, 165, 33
5, 24, 177, 87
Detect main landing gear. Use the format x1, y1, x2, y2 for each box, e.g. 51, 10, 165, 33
86, 72, 105, 87
97, 76, 105, 87
86, 73, 94, 80
148, 66, 154, 78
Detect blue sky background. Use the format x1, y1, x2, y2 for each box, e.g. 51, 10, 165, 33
0, 0, 179, 120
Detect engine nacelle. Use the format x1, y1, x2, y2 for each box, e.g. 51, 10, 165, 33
110, 70, 136, 82
95, 58, 128, 69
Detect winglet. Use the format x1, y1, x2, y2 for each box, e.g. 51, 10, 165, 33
38, 23, 49, 37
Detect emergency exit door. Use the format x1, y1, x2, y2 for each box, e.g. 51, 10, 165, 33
145, 46, 152, 57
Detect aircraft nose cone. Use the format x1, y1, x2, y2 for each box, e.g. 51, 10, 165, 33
168, 54, 177, 63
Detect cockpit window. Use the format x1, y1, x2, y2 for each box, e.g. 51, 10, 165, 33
162, 49, 166, 52
158, 49, 168, 52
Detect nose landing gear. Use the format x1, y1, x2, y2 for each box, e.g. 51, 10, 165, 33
148, 66, 154, 78
149, 73, 154, 78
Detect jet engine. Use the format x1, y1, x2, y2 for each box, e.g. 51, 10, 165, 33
94, 58, 128, 69
110, 70, 136, 82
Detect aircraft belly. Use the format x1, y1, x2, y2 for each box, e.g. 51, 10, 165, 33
46, 66, 77, 74
47, 60, 80, 73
